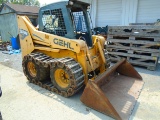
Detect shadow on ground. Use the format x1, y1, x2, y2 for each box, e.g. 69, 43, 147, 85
26, 81, 113, 120
135, 63, 160, 76
129, 102, 140, 120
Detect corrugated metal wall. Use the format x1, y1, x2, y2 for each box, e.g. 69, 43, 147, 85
82, 0, 160, 26
121, 0, 138, 25
96, 0, 122, 26
137, 0, 160, 23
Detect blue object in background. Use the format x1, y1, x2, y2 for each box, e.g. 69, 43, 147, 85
76, 16, 83, 31
11, 37, 20, 50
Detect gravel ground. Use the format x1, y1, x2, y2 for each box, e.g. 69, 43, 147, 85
0, 51, 160, 120
131, 61, 160, 120
0, 52, 22, 72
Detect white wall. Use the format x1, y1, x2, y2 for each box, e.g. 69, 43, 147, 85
137, 0, 160, 23
96, 0, 122, 26
121, 0, 138, 25
80, 0, 160, 26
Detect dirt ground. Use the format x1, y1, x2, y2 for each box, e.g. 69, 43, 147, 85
0, 51, 160, 120
0, 52, 22, 72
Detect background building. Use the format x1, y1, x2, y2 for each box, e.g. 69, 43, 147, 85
81, 0, 160, 27
0, 3, 39, 42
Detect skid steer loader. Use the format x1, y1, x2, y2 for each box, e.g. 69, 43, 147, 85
17, 0, 144, 119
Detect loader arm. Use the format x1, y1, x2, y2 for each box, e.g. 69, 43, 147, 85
18, 16, 86, 57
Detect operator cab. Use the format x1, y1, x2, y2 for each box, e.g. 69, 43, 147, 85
38, 0, 93, 46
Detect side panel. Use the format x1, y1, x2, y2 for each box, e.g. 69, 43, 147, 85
18, 16, 86, 55
17, 16, 34, 57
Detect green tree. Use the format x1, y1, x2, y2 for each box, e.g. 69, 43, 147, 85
0, 0, 8, 5
0, 0, 40, 6
20, 0, 40, 6
10, 0, 23, 4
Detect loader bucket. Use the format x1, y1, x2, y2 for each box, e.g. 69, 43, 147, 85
80, 59, 144, 120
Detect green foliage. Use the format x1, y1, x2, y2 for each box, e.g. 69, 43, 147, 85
0, 0, 8, 5
21, 0, 40, 6
0, 0, 40, 6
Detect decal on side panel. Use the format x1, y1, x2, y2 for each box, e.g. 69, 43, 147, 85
53, 38, 74, 50
19, 29, 28, 40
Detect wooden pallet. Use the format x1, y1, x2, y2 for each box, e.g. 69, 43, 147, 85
107, 35, 160, 70
129, 23, 155, 26
107, 35, 160, 50
108, 26, 160, 37
109, 53, 158, 71
108, 35, 160, 42
107, 47, 160, 57
107, 25, 160, 70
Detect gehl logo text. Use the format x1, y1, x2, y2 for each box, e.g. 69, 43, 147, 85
53, 38, 74, 50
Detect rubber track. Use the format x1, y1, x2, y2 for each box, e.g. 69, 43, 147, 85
23, 52, 85, 97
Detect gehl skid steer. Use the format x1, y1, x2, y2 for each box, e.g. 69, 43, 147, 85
17, 0, 144, 119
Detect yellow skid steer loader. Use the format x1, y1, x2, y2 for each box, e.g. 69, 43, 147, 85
17, 0, 144, 119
